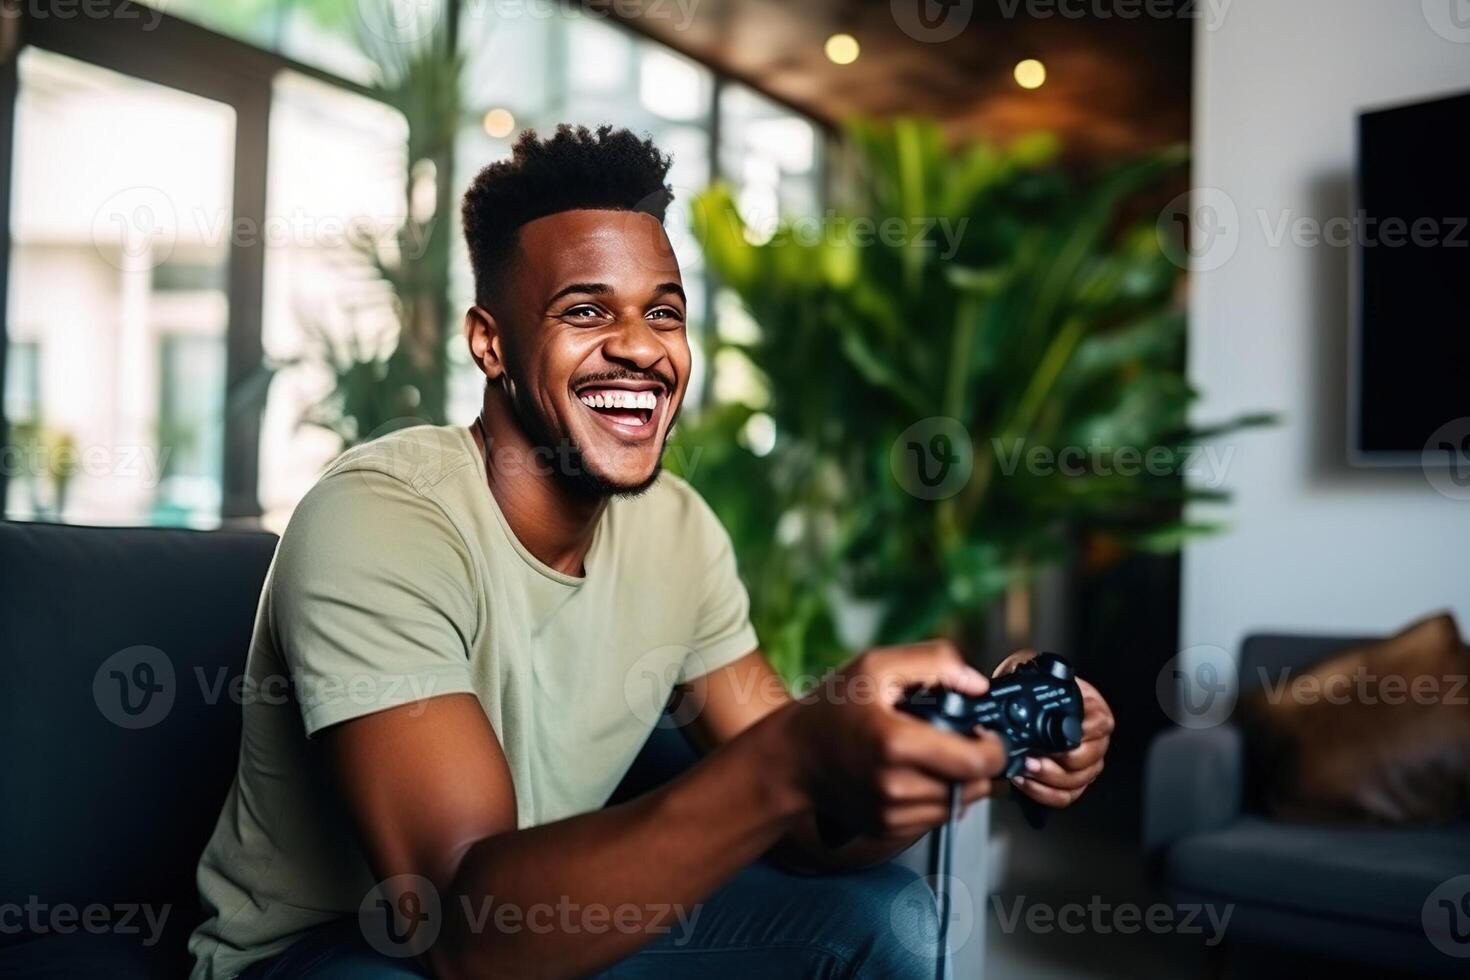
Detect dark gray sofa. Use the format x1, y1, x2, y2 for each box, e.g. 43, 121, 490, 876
0, 520, 280, 977
1144, 632, 1470, 973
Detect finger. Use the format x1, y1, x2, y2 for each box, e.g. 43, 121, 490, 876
877, 803, 953, 837
1077, 680, 1115, 739
991, 649, 1037, 679
875, 777, 996, 837
1053, 737, 1108, 773
1021, 756, 1101, 790
888, 722, 1008, 782
876, 768, 954, 806
866, 640, 990, 699
959, 777, 995, 806
1010, 776, 1081, 809
1082, 711, 1113, 742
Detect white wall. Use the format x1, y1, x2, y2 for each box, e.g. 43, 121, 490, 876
1181, 0, 1470, 657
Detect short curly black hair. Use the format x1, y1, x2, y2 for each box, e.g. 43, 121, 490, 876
461, 124, 674, 307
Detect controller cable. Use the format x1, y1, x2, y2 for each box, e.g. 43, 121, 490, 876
932, 782, 959, 980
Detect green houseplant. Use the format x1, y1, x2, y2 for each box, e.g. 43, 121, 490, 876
672, 120, 1270, 685
292, 6, 464, 447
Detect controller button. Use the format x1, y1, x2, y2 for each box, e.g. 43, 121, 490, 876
1006, 699, 1030, 726
940, 690, 969, 718
1039, 652, 1073, 681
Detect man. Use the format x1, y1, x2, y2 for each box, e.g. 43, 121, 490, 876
190, 125, 1114, 979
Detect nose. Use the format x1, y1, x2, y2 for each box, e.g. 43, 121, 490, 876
601, 315, 665, 371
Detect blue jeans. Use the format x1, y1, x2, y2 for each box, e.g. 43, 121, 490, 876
241, 861, 939, 979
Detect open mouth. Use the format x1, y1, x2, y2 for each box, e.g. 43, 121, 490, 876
573, 385, 663, 434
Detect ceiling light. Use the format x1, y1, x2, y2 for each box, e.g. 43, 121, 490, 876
1014, 59, 1046, 90
825, 34, 860, 66
482, 108, 515, 139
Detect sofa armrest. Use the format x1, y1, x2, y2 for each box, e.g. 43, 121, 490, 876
1143, 724, 1244, 856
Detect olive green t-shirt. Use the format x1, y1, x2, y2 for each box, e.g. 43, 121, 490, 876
188, 425, 758, 978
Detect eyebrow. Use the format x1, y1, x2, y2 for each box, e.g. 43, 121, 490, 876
547, 282, 612, 304
546, 281, 687, 305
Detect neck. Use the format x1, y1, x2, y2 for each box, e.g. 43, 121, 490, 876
472, 393, 605, 577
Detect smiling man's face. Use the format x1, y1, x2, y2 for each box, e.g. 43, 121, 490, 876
495, 208, 690, 495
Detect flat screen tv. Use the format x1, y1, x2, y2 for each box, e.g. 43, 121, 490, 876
1351, 89, 1470, 466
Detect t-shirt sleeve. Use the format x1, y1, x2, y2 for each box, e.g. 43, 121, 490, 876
269, 469, 478, 736
676, 487, 760, 684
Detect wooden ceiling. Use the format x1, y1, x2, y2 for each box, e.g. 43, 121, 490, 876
600, 0, 1192, 156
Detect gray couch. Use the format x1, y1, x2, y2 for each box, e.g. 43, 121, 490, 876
1144, 632, 1470, 973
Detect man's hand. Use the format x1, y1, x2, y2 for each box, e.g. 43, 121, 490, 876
778, 640, 1010, 840
990, 650, 1115, 808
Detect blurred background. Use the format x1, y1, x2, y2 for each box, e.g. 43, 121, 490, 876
2, 1, 1467, 978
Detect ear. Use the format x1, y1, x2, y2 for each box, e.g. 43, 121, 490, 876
464, 305, 507, 381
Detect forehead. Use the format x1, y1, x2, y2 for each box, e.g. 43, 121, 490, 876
512, 208, 681, 297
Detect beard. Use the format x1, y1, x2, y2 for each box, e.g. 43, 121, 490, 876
499, 367, 675, 500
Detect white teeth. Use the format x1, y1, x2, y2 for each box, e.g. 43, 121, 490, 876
578, 389, 659, 412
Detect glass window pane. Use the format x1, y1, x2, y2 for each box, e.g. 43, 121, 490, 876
7, 49, 235, 527
719, 83, 823, 238
256, 71, 409, 528
140, 0, 448, 85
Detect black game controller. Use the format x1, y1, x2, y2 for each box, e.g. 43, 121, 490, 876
897, 651, 1086, 781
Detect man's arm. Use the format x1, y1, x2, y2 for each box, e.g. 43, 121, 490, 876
677, 650, 944, 872
320, 641, 1007, 979
679, 648, 1117, 870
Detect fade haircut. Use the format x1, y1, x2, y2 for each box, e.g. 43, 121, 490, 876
461, 124, 674, 307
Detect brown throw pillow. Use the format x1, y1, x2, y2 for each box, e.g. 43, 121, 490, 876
1239, 613, 1470, 825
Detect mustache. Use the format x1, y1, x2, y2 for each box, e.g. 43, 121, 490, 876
571, 368, 676, 392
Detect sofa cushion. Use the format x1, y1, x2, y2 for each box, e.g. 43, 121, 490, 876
1167, 815, 1470, 929
0, 521, 276, 947
1239, 613, 1470, 824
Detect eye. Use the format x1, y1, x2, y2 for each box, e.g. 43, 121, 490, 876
564, 304, 607, 321
646, 306, 685, 327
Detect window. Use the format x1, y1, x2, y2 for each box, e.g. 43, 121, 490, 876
139, 0, 448, 85
156, 333, 226, 523
6, 49, 235, 526
255, 71, 409, 528
6, 5, 826, 525
720, 83, 823, 239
